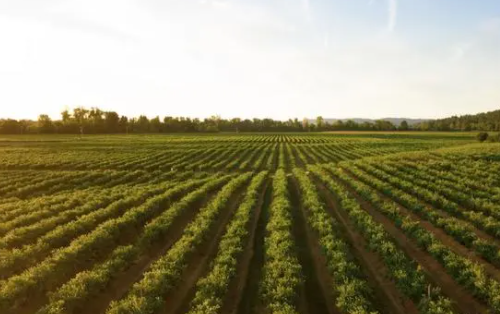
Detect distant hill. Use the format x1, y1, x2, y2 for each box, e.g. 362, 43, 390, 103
309, 118, 429, 126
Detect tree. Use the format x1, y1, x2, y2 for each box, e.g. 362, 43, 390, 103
230, 118, 241, 132
208, 115, 221, 132
136, 116, 150, 133
316, 116, 325, 130
61, 110, 71, 123
345, 120, 358, 130
37, 114, 54, 133
73, 107, 89, 135
0, 119, 21, 134
477, 132, 489, 142
118, 116, 128, 133
104, 111, 120, 133
88, 107, 105, 132
399, 120, 409, 131
150, 116, 161, 133
333, 120, 344, 130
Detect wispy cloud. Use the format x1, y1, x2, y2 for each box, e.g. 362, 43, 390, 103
388, 0, 397, 32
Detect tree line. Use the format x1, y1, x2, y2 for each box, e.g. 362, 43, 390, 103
0, 107, 498, 134
416, 109, 500, 131
0, 107, 409, 134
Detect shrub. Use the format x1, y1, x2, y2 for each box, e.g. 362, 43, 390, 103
476, 132, 489, 142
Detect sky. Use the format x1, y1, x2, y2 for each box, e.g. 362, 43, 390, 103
0, 0, 499, 121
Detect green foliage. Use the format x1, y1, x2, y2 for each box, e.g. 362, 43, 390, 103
309, 165, 446, 309
293, 168, 378, 313
188, 171, 268, 314
420, 109, 500, 131
0, 133, 499, 314
106, 173, 252, 314
0, 178, 211, 313
260, 169, 302, 314
477, 132, 489, 142
337, 161, 500, 312
37, 175, 233, 314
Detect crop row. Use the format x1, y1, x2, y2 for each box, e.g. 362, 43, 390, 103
309, 165, 457, 313
106, 172, 252, 314
0, 177, 215, 313
259, 169, 302, 313
37, 174, 234, 314
342, 163, 500, 267
187, 171, 268, 314
353, 162, 500, 240
330, 163, 500, 312
293, 168, 380, 313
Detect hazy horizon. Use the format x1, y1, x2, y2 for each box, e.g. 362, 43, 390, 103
0, 104, 484, 122
1, 0, 499, 120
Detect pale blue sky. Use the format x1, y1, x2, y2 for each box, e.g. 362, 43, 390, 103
0, 0, 499, 120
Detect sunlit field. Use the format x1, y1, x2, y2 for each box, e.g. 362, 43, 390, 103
1, 132, 500, 314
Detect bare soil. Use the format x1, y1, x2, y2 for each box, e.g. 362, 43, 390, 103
314, 179, 418, 314
288, 177, 340, 314
236, 179, 272, 314
81, 190, 215, 314
343, 168, 500, 279
220, 180, 270, 314
333, 174, 489, 314
161, 185, 249, 314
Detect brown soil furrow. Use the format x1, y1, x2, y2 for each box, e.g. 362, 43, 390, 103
291, 146, 306, 169
346, 166, 500, 248
80, 193, 214, 314
289, 177, 339, 314
161, 186, 248, 314
331, 175, 489, 314
221, 180, 270, 314
342, 169, 500, 282
314, 180, 418, 314
16, 186, 193, 314
236, 180, 272, 314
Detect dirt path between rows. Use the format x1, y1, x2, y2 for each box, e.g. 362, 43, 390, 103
332, 174, 489, 314
348, 166, 500, 248
236, 179, 272, 314
221, 180, 270, 314
82, 190, 216, 314
17, 185, 190, 314
288, 177, 340, 314
314, 179, 417, 314
341, 170, 500, 282
161, 185, 248, 314
291, 146, 307, 169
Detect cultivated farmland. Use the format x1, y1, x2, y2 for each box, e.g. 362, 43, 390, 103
1, 132, 499, 314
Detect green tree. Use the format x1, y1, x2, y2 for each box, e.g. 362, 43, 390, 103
150, 116, 161, 132
399, 120, 409, 131
61, 110, 71, 123
316, 116, 325, 130
104, 111, 120, 133
37, 114, 54, 133
0, 119, 21, 134
136, 115, 150, 133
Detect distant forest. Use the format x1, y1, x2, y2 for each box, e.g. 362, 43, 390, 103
0, 107, 499, 134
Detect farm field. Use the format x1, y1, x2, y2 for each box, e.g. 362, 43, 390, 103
1, 132, 500, 314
